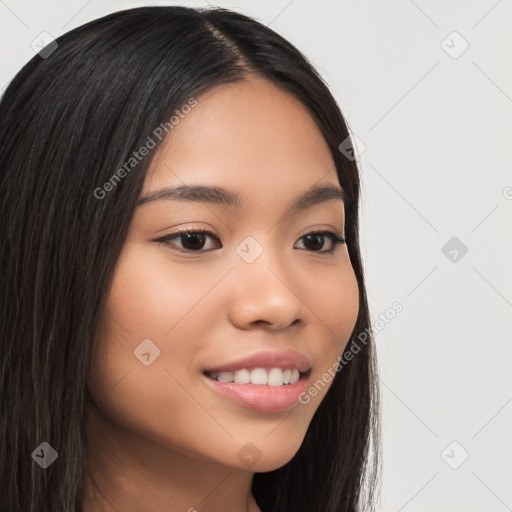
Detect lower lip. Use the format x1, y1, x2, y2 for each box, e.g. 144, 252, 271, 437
202, 372, 310, 412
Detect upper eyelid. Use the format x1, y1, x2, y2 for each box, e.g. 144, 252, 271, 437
157, 227, 343, 240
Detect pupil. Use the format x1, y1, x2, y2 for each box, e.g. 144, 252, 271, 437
182, 233, 205, 250
306, 234, 323, 251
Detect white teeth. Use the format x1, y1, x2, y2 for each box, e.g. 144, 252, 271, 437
289, 368, 300, 384
217, 371, 235, 382
267, 368, 284, 386
234, 369, 251, 384
207, 367, 304, 386
250, 368, 268, 385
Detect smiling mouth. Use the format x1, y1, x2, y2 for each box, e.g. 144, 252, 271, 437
203, 367, 311, 386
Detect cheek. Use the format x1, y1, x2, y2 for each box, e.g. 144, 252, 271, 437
86, 245, 216, 422
103, 242, 224, 345
287, 262, 359, 417
303, 260, 360, 351
333, 265, 360, 347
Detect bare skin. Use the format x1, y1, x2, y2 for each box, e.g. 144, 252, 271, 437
83, 76, 359, 512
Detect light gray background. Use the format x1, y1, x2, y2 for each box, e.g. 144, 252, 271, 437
1, 1, 511, 510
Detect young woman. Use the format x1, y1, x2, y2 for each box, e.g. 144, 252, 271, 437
0, 6, 380, 512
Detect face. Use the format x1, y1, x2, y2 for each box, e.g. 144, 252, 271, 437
86, 76, 359, 473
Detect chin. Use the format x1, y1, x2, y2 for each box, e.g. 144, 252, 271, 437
227, 433, 307, 473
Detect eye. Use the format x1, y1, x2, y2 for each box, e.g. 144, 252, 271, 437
155, 228, 220, 253
294, 231, 346, 253
154, 228, 346, 254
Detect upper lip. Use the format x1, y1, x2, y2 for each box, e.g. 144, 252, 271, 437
203, 349, 312, 374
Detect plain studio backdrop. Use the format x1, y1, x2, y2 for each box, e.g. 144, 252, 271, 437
1, 1, 510, 511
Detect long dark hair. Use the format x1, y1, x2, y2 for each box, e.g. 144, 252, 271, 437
0, 6, 380, 512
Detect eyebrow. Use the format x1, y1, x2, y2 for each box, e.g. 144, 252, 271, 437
137, 183, 345, 211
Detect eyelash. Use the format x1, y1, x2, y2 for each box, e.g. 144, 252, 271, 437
154, 228, 346, 254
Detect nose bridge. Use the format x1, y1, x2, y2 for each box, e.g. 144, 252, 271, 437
234, 232, 291, 281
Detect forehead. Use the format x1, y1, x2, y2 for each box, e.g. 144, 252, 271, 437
143, 76, 339, 202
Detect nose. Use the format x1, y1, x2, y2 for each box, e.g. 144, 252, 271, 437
227, 251, 306, 331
